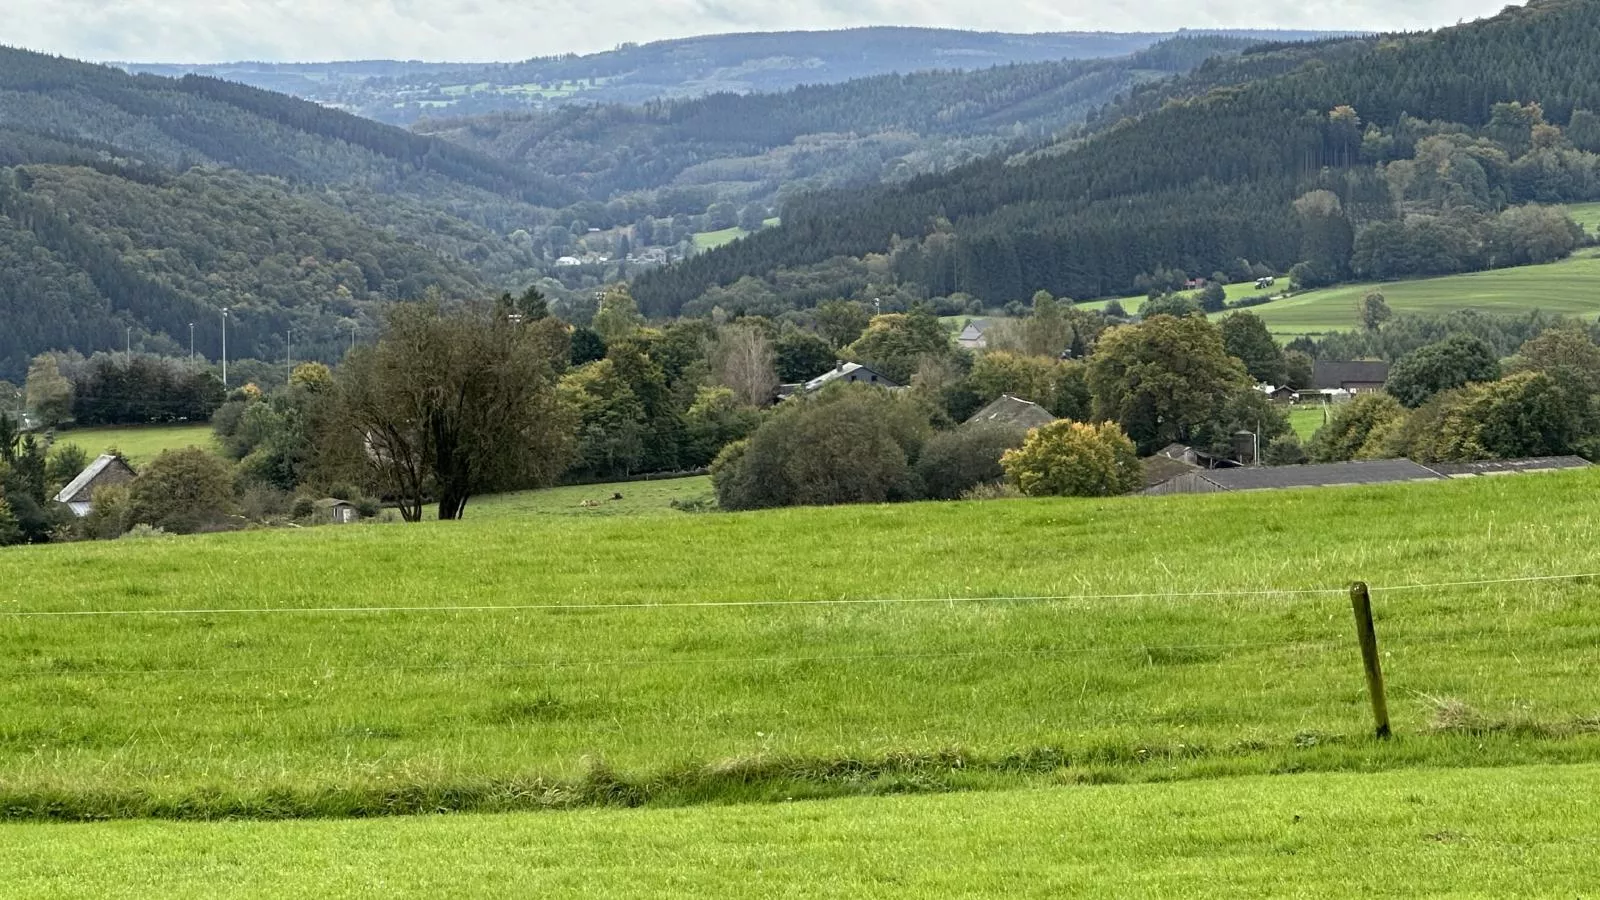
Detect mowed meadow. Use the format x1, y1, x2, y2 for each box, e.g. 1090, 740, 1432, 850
4, 469, 1600, 819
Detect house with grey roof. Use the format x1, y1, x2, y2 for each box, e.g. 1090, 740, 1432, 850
964, 394, 1054, 430
53, 453, 137, 517
956, 320, 990, 350
1314, 360, 1390, 393
798, 362, 900, 394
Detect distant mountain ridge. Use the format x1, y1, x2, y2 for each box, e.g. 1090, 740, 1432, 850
119, 27, 1358, 125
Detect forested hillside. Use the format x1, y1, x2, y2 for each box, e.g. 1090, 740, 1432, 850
635, 0, 1600, 317
126, 28, 1345, 125
420, 37, 1253, 213
0, 165, 480, 379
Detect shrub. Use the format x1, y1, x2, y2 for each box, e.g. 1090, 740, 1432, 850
959, 482, 1023, 502
78, 484, 131, 540
1386, 335, 1502, 407
1001, 420, 1142, 498
126, 447, 237, 534
1307, 393, 1408, 462
291, 496, 316, 520
915, 424, 1028, 500
711, 385, 934, 510
1263, 434, 1309, 467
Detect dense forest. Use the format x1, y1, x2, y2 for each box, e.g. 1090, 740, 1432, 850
635, 0, 1600, 316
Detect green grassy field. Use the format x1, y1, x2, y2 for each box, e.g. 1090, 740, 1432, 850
1289, 405, 1330, 441
1244, 251, 1600, 336
5, 764, 1597, 897
4, 468, 1600, 819
1564, 200, 1600, 233
47, 423, 217, 464
692, 218, 780, 250
437, 476, 711, 520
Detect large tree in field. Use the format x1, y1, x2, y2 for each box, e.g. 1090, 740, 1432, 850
1087, 315, 1249, 454
335, 300, 575, 521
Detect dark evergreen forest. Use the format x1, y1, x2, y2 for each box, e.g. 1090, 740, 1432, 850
634, 0, 1600, 316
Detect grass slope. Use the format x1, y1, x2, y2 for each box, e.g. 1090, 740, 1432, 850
6, 764, 1600, 897
1245, 252, 1600, 336
4, 469, 1600, 818
437, 476, 711, 520
47, 424, 217, 464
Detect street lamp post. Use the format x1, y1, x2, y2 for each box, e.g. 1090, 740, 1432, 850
221, 307, 230, 388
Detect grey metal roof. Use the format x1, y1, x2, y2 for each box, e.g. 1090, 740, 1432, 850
801, 362, 898, 392
1191, 459, 1446, 491
53, 454, 133, 504
1314, 360, 1391, 389
964, 394, 1054, 430
1427, 457, 1590, 477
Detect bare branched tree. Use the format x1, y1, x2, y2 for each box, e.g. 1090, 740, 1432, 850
715, 323, 779, 407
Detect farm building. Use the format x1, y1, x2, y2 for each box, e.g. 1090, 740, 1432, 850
1143, 457, 1590, 495
964, 394, 1054, 430
1314, 361, 1390, 393
1254, 384, 1298, 403
314, 498, 361, 524
53, 453, 137, 517
956, 320, 990, 350
1427, 457, 1590, 477
1153, 443, 1242, 470
796, 362, 900, 394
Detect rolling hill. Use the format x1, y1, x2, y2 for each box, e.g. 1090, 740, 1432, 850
124, 28, 1351, 125
417, 36, 1257, 212
635, 0, 1600, 317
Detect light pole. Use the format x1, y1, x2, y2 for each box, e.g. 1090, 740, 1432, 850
189, 322, 195, 363
125, 325, 131, 356
286, 328, 292, 382
221, 307, 230, 388
351, 321, 357, 353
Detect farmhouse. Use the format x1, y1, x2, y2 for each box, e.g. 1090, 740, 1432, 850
797, 362, 900, 394
53, 453, 137, 517
964, 394, 1054, 430
956, 320, 989, 350
1314, 361, 1390, 393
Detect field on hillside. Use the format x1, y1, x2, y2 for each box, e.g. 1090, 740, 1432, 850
47, 424, 217, 464
5, 764, 1597, 897
1565, 201, 1600, 233
1244, 252, 1600, 336
692, 218, 780, 250
4, 469, 1600, 819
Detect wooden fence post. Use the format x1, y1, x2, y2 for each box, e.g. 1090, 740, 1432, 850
1349, 581, 1392, 739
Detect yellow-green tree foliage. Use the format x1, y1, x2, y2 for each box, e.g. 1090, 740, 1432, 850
1001, 420, 1141, 498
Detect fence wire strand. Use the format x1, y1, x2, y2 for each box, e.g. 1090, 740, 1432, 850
1, 570, 1594, 619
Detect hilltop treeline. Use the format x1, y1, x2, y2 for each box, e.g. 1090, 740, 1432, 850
635, 0, 1600, 314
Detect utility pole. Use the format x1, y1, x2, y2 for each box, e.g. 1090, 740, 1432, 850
221, 307, 230, 388
286, 328, 292, 382
351, 321, 357, 353
189, 322, 195, 363
125, 326, 131, 356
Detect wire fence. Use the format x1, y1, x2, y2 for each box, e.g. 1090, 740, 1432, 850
3, 571, 1595, 620
1, 571, 1595, 687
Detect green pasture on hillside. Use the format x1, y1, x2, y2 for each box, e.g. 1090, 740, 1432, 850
692, 217, 780, 250
4, 469, 1600, 818
5, 764, 1598, 897
1564, 200, 1600, 233
46, 424, 217, 465
1244, 252, 1600, 336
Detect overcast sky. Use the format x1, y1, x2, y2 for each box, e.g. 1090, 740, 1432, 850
13, 0, 1511, 64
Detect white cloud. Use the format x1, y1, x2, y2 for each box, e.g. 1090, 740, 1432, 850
10, 0, 1511, 64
